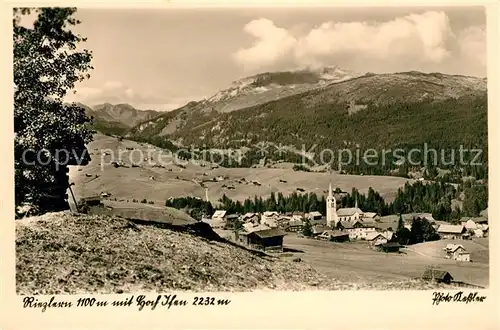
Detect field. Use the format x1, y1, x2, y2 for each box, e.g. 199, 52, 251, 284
16, 212, 459, 294
69, 134, 414, 205
280, 234, 489, 288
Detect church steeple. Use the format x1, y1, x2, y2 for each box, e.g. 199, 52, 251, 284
326, 181, 338, 228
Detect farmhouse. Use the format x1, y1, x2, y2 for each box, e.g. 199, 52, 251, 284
260, 211, 280, 228
473, 228, 484, 238
243, 228, 286, 252
362, 212, 379, 222
422, 269, 454, 284
312, 225, 330, 236
285, 218, 305, 232
366, 232, 388, 246
377, 242, 402, 253
318, 230, 349, 242
437, 224, 466, 239
201, 217, 224, 229
241, 212, 260, 224
242, 222, 270, 233
307, 211, 323, 221
443, 244, 471, 262
211, 210, 227, 222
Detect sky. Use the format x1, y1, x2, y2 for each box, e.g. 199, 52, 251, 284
59, 6, 487, 111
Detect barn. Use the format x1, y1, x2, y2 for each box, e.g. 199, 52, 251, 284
244, 228, 287, 252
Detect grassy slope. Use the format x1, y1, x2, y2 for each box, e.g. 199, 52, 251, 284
16, 212, 453, 294
282, 235, 489, 287
69, 134, 412, 204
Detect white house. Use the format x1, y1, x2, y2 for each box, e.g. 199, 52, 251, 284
261, 211, 280, 228
307, 211, 323, 221
241, 212, 260, 223
212, 210, 227, 222
366, 232, 387, 246
443, 244, 471, 262
437, 224, 466, 239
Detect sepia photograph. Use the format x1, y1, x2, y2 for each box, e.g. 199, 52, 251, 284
13, 4, 490, 297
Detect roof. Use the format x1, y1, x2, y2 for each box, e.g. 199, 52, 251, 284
312, 225, 329, 234
249, 228, 286, 239
288, 219, 304, 226
363, 212, 378, 218
212, 210, 227, 218
445, 244, 466, 253
241, 212, 258, 219
437, 224, 465, 234
263, 211, 279, 217
403, 213, 435, 222
460, 216, 488, 224
374, 221, 398, 231
243, 223, 270, 233
422, 269, 453, 281
320, 230, 349, 238
380, 242, 401, 248
365, 232, 385, 241
480, 208, 488, 218
226, 214, 240, 219
339, 221, 353, 229
337, 208, 364, 216
308, 211, 323, 217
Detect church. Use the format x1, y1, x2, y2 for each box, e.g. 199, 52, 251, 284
326, 182, 365, 228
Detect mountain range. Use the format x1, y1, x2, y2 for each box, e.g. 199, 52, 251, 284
78, 66, 488, 177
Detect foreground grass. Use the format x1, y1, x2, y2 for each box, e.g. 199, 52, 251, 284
16, 212, 451, 294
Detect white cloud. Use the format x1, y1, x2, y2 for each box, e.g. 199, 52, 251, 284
458, 25, 486, 68
233, 11, 471, 72
233, 18, 297, 71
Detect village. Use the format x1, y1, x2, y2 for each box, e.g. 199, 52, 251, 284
200, 182, 489, 286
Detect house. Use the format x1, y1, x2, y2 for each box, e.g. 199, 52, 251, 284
318, 230, 349, 242
312, 225, 330, 236
307, 211, 323, 221
403, 213, 436, 223
329, 230, 350, 242
346, 225, 377, 240
336, 207, 364, 222
212, 210, 227, 222
443, 244, 471, 262
336, 220, 363, 230
380, 230, 394, 241
473, 228, 484, 238
460, 219, 478, 232
241, 212, 260, 224
276, 215, 292, 228
377, 242, 402, 253
260, 211, 280, 228
242, 222, 270, 233
422, 269, 454, 284
243, 228, 286, 252
362, 212, 379, 222
285, 218, 305, 232
437, 224, 466, 239
365, 232, 387, 246
201, 217, 224, 229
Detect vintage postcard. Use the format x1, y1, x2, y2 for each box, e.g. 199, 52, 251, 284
1, 1, 499, 329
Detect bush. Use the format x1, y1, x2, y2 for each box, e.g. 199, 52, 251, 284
141, 199, 147, 204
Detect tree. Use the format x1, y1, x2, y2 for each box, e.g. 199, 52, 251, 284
14, 8, 94, 216
302, 219, 313, 237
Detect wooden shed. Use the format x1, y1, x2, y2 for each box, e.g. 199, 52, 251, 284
245, 228, 287, 252
422, 269, 454, 284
